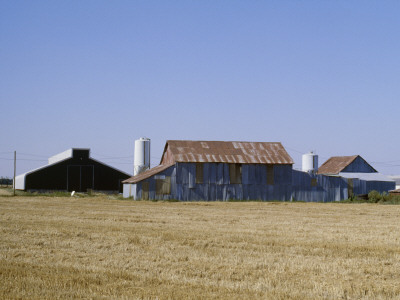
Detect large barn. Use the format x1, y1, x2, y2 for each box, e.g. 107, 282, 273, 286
15, 148, 131, 192
123, 140, 294, 201
123, 140, 395, 201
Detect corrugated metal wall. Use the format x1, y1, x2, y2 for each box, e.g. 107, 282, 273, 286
123, 163, 395, 201
174, 163, 292, 201
341, 156, 377, 173
291, 170, 395, 202
292, 170, 348, 202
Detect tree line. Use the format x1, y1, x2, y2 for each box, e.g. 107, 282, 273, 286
0, 177, 12, 187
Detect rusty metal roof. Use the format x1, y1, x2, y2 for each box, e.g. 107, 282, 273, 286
161, 140, 294, 164
122, 163, 175, 184
317, 155, 359, 175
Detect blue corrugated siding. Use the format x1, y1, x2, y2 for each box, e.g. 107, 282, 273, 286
342, 156, 376, 173
130, 163, 394, 201
135, 165, 177, 200
366, 181, 395, 193
291, 170, 395, 202
292, 171, 350, 202
174, 163, 292, 201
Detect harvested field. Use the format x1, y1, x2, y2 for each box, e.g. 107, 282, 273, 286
0, 188, 12, 196
1, 196, 400, 299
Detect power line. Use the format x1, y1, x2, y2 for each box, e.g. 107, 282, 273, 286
17, 158, 47, 162
371, 160, 400, 164
92, 153, 133, 159
0, 157, 46, 162
17, 152, 48, 158
97, 161, 133, 165
96, 158, 133, 163
284, 146, 305, 154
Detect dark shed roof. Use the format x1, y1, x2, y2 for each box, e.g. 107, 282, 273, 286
317, 155, 377, 175
161, 140, 294, 165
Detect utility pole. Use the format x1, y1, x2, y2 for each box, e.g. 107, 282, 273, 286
13, 151, 16, 196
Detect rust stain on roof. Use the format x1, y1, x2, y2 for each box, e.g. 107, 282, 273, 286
124, 140, 293, 185
161, 140, 294, 165
317, 155, 359, 175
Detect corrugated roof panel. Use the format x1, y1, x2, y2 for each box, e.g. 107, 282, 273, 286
187, 153, 196, 162
338, 172, 394, 182
235, 155, 243, 163
200, 142, 209, 149
317, 156, 358, 175
163, 140, 294, 165
196, 154, 205, 162
122, 163, 174, 184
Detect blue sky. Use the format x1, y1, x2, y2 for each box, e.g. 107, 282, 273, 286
1, 1, 399, 177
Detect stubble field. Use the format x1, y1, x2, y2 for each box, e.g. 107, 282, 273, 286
1, 196, 400, 299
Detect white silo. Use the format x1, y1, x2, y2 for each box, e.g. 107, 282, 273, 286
302, 151, 318, 174
134, 137, 150, 176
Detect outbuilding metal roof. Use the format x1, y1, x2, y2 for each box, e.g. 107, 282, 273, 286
338, 172, 394, 182
317, 155, 364, 175
161, 140, 294, 165
317, 155, 358, 175
123, 140, 293, 185
122, 163, 174, 184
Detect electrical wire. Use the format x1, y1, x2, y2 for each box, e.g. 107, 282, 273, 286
92, 153, 133, 159
284, 146, 305, 154
15, 158, 47, 162
17, 152, 48, 158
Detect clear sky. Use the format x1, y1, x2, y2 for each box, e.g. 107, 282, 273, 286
1, 1, 399, 177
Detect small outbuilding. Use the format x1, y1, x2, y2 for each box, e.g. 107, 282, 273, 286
15, 148, 131, 192
317, 155, 395, 196
389, 189, 400, 196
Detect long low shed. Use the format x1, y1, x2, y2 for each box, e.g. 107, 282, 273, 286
15, 148, 131, 192
291, 170, 395, 202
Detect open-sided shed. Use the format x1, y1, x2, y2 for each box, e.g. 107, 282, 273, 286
15, 148, 131, 192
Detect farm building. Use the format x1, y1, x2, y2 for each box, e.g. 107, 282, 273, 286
292, 170, 395, 202
389, 189, 400, 196
123, 140, 294, 201
15, 148, 131, 192
123, 140, 395, 201
313, 155, 395, 197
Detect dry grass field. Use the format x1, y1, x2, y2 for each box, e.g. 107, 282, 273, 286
1, 196, 400, 299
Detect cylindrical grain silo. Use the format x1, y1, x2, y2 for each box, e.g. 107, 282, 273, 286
302, 151, 318, 174
134, 137, 150, 175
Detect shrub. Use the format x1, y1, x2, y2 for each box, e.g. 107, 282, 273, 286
368, 190, 382, 203
367, 190, 400, 204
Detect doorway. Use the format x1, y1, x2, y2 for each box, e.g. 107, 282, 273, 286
67, 165, 94, 192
